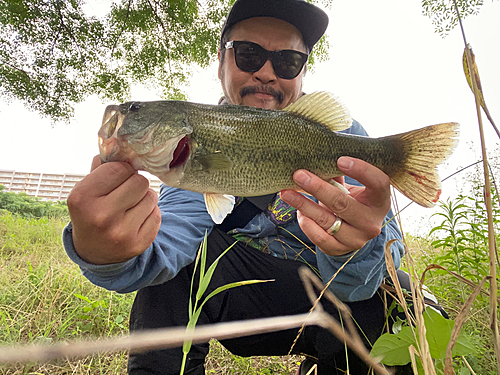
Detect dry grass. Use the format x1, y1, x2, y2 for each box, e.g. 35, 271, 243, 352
0, 213, 303, 374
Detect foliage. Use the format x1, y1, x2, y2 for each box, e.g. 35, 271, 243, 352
430, 168, 500, 290
0, 184, 69, 219
181, 233, 271, 375
0, 0, 331, 123
371, 308, 474, 372
396, 169, 500, 373
421, 0, 486, 37
0, 213, 300, 374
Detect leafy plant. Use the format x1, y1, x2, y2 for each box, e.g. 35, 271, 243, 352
180, 233, 272, 375
430, 190, 498, 292
0, 0, 332, 122
371, 308, 474, 373
422, 0, 485, 37
0, 185, 69, 219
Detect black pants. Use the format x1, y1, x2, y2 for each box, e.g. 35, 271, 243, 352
128, 228, 389, 375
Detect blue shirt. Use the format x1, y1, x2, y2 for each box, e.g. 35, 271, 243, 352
63, 119, 404, 301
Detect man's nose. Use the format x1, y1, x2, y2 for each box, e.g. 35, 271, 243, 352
253, 59, 277, 83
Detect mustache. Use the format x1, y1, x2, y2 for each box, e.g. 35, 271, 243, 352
240, 86, 284, 104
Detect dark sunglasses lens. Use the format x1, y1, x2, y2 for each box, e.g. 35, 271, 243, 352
234, 43, 267, 72
232, 41, 307, 79
272, 51, 307, 79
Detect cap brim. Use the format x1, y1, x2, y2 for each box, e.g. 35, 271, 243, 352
222, 0, 328, 51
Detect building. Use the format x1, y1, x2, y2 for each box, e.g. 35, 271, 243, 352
0, 170, 162, 201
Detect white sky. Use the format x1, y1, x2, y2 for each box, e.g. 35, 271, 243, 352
1, 0, 499, 234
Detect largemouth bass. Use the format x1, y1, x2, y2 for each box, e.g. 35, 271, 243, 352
98, 91, 459, 223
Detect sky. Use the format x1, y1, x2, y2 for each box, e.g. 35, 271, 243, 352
1, 0, 499, 235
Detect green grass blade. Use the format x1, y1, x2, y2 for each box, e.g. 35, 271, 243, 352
198, 231, 208, 287
195, 241, 238, 301
188, 236, 205, 320
199, 279, 274, 311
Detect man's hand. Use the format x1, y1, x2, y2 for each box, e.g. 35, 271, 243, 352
67, 156, 162, 265
280, 156, 391, 256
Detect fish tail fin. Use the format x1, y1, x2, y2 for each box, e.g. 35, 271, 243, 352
389, 122, 459, 207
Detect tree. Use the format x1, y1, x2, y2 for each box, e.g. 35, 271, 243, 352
0, 0, 490, 123
0, 0, 332, 123
0, 0, 233, 122
422, 0, 485, 37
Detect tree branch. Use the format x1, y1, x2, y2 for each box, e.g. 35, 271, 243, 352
111, 0, 132, 56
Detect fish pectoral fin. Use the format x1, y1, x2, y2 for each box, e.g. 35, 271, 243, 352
283, 91, 352, 132
194, 153, 232, 171
204, 193, 235, 224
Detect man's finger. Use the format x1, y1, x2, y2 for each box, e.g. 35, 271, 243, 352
90, 155, 102, 172
336, 157, 390, 208
77, 161, 138, 197
292, 170, 351, 215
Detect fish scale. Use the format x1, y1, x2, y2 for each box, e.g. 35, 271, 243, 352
98, 91, 459, 223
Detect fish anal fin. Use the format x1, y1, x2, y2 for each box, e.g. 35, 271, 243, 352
204, 193, 235, 224
283, 91, 352, 132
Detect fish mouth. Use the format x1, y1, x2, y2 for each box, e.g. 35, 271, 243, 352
98, 107, 127, 163
169, 136, 190, 169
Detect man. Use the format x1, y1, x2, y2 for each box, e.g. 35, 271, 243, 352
63, 0, 404, 374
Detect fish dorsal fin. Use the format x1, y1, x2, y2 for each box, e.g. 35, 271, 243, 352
283, 91, 352, 132
204, 193, 236, 224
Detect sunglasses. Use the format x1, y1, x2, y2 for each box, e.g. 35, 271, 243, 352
225, 40, 309, 80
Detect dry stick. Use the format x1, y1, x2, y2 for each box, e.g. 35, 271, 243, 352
384, 240, 435, 374
444, 276, 490, 375
0, 311, 326, 363
298, 267, 391, 375
461, 356, 477, 375
287, 249, 359, 354
453, 2, 500, 370
408, 345, 420, 375
463, 39, 500, 375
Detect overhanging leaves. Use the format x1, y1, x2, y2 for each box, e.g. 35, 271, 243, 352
0, 0, 230, 122
0, 0, 332, 123
421, 0, 485, 37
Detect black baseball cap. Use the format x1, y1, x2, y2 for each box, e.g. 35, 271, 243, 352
220, 0, 329, 52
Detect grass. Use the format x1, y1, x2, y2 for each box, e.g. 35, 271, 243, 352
0, 189, 498, 374
403, 233, 498, 374
0, 212, 301, 374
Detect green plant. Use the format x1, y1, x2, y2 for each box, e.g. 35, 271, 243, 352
0, 185, 69, 219
430, 194, 496, 293
371, 308, 474, 373
399, 181, 500, 374
180, 234, 272, 375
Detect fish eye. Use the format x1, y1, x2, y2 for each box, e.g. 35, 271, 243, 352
129, 102, 142, 112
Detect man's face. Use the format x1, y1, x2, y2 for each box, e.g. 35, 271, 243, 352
218, 17, 306, 110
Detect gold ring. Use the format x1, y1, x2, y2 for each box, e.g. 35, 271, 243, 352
326, 216, 342, 236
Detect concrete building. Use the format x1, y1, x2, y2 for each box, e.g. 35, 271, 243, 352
0, 170, 162, 201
